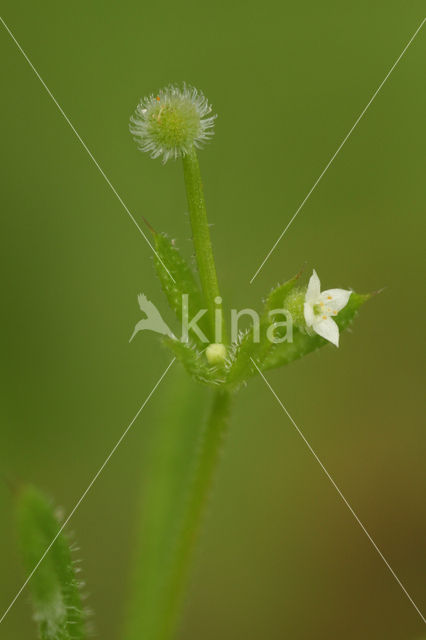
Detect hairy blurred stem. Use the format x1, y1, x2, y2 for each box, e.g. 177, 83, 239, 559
125, 371, 231, 640
124, 366, 230, 640
160, 388, 231, 639
182, 147, 226, 342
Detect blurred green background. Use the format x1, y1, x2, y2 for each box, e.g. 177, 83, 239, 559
1, 1, 425, 638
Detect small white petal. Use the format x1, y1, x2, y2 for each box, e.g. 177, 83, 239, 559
304, 302, 315, 327
313, 317, 340, 346
320, 288, 352, 313
305, 269, 321, 303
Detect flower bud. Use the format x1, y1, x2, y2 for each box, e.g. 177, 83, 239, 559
206, 343, 227, 365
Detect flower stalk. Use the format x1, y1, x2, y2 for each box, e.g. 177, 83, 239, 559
182, 147, 225, 342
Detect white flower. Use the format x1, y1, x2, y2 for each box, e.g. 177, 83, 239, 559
303, 270, 351, 347
130, 84, 216, 163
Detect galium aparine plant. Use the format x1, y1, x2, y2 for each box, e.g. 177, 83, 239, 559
12, 83, 373, 640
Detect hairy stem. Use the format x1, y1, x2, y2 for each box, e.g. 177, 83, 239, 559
125, 372, 231, 640
160, 387, 232, 639
182, 147, 226, 342
127, 142, 231, 640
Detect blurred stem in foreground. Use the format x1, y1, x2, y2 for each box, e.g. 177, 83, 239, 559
125, 366, 231, 640
159, 387, 231, 639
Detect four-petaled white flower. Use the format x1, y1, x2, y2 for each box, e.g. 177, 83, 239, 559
304, 270, 351, 347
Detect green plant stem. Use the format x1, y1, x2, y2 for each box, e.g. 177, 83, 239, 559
125, 375, 231, 640
182, 147, 226, 342
160, 388, 232, 639
125, 368, 208, 640
127, 145, 231, 640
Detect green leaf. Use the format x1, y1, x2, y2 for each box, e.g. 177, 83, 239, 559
154, 233, 211, 344
261, 270, 302, 321
227, 273, 301, 386
16, 485, 88, 640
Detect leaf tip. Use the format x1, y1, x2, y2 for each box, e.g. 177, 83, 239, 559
141, 215, 157, 235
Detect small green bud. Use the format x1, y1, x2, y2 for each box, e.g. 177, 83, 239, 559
206, 343, 227, 365
130, 84, 216, 163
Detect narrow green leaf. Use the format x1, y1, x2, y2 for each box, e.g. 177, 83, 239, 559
261, 271, 302, 321
227, 274, 300, 386
154, 233, 211, 344
16, 485, 87, 640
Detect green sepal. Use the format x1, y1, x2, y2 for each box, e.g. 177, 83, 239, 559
154, 233, 211, 344
16, 485, 87, 640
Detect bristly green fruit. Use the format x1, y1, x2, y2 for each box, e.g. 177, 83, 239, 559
130, 84, 216, 163
16, 486, 88, 640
